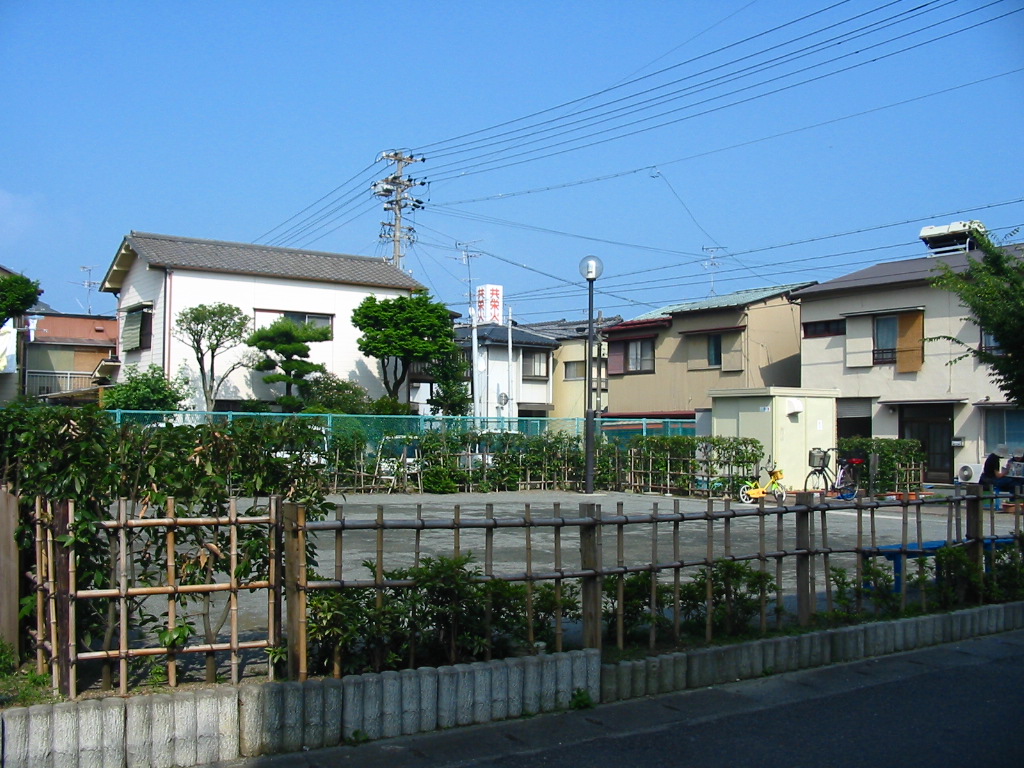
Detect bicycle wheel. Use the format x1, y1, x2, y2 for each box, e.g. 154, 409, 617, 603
837, 468, 859, 500
738, 481, 755, 504
804, 469, 826, 492
771, 482, 786, 503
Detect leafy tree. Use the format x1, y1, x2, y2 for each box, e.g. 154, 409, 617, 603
0, 273, 42, 325
102, 364, 189, 411
246, 317, 332, 412
174, 303, 252, 411
351, 291, 458, 400
426, 347, 472, 415
932, 228, 1024, 404
300, 372, 372, 413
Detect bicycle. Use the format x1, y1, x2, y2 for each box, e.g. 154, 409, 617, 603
738, 461, 786, 504
804, 448, 863, 500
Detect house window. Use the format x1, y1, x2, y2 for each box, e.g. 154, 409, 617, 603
981, 330, 1003, 355
804, 319, 846, 338
283, 311, 333, 329
707, 334, 722, 367
522, 349, 548, 378
873, 315, 898, 364
986, 409, 1024, 456
122, 306, 152, 352
626, 338, 655, 372
607, 337, 655, 375
564, 360, 585, 380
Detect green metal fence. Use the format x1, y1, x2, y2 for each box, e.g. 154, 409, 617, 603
109, 411, 694, 444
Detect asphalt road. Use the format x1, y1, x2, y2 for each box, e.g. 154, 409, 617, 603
228, 629, 1024, 768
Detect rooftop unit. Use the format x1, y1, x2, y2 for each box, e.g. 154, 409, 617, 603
919, 220, 986, 256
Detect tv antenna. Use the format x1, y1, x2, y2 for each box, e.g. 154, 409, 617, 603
701, 247, 726, 296
69, 265, 101, 314
455, 241, 482, 305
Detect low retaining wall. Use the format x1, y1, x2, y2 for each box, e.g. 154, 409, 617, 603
3, 603, 1023, 768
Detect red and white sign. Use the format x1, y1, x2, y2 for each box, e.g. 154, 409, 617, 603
475, 284, 504, 324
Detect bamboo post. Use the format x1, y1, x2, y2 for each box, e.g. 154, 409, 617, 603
705, 497, 715, 643
166, 497, 177, 688
333, 502, 344, 678
268, 496, 282, 681
453, 504, 461, 558
775, 505, 784, 629
46, 513, 58, 690
283, 501, 308, 681
553, 502, 564, 653
965, 487, 983, 590
856, 497, 864, 614
118, 499, 128, 695
67, 501, 78, 699
794, 492, 813, 627
229, 498, 240, 685
821, 506, 833, 613
34, 497, 45, 675
579, 502, 602, 650
616, 502, 625, 650
485, 503, 494, 660
672, 499, 681, 643
758, 505, 767, 634
524, 504, 535, 650
649, 502, 658, 650
899, 499, 909, 611
53, 500, 72, 698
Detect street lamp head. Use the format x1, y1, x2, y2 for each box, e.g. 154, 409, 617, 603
578, 255, 604, 282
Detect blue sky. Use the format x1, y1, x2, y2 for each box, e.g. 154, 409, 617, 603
2, 1, 1022, 322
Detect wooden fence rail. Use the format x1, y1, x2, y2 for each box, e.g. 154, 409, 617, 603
20, 486, 1023, 697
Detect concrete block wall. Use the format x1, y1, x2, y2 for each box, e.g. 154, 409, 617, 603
598, 601, 1024, 702
3, 605, 1024, 766
0, 649, 600, 767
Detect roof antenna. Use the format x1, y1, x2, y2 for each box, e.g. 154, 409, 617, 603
68, 265, 101, 314
701, 247, 725, 297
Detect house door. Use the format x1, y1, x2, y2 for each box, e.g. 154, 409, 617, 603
900, 404, 953, 483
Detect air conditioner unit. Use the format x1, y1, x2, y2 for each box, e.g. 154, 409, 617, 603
957, 463, 984, 483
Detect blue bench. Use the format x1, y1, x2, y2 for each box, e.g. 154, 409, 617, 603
870, 537, 1015, 592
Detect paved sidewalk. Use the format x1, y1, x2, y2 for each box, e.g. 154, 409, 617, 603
222, 629, 1024, 768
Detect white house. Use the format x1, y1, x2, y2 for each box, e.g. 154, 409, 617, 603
100, 232, 423, 410
791, 222, 1022, 483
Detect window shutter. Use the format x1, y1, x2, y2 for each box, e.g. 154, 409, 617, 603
122, 311, 142, 351
845, 316, 872, 368
722, 331, 743, 372
607, 341, 625, 375
896, 310, 924, 373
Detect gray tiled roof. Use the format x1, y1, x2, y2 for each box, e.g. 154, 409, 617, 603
455, 324, 560, 348
109, 232, 423, 291
520, 316, 624, 341
629, 282, 816, 321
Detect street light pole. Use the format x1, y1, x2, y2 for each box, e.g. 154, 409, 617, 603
578, 255, 604, 494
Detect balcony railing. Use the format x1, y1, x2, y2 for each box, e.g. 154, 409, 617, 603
25, 370, 95, 397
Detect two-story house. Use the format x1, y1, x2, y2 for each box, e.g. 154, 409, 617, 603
791, 221, 1020, 483
100, 232, 424, 410
451, 323, 560, 420
519, 315, 622, 419
24, 312, 118, 403
600, 283, 813, 419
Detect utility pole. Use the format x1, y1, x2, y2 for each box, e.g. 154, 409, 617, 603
373, 151, 425, 273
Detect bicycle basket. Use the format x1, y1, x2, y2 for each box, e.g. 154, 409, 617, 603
808, 449, 829, 468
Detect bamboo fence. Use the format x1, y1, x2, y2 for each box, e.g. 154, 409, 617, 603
22, 487, 1023, 697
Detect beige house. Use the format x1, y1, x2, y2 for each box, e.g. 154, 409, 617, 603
520, 316, 621, 420
791, 225, 1022, 483
601, 284, 813, 418
24, 312, 118, 403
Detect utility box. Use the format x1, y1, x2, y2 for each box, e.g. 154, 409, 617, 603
709, 387, 839, 488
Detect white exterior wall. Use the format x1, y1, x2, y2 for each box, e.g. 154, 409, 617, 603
116, 258, 167, 372
115, 265, 411, 409
711, 388, 840, 483
800, 282, 1003, 465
